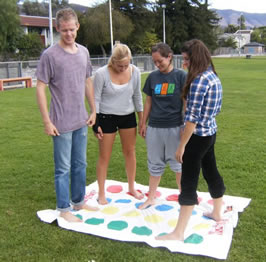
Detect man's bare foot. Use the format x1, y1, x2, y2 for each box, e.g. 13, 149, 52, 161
97, 196, 109, 205
155, 232, 184, 241
138, 199, 156, 210
60, 211, 82, 223
203, 212, 222, 222
74, 203, 99, 211
128, 189, 144, 200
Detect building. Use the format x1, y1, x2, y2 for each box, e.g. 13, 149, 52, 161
20, 15, 59, 46
233, 30, 253, 48
243, 42, 265, 54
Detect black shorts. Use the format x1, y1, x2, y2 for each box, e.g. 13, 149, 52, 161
98, 112, 137, 133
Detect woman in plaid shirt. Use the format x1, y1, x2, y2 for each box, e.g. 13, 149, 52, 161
156, 39, 226, 241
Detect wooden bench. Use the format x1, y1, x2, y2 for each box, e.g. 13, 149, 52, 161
0, 77, 32, 91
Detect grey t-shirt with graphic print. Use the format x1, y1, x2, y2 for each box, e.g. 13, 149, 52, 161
36, 43, 92, 133
143, 68, 187, 128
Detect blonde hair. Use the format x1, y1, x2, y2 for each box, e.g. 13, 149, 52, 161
108, 44, 132, 67
56, 8, 79, 28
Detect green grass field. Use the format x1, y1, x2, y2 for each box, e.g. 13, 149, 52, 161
0, 57, 265, 261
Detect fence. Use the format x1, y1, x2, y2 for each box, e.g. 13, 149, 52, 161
0, 55, 183, 88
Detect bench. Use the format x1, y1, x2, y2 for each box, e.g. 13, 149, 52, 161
0, 77, 32, 91
246, 55, 252, 59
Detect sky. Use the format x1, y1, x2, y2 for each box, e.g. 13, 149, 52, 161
68, 0, 266, 14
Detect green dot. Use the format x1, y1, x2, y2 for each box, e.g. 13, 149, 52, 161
75, 214, 82, 220
132, 226, 152, 236
184, 233, 204, 244
107, 220, 128, 231
85, 217, 104, 225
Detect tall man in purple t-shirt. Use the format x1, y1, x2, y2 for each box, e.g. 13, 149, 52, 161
36, 8, 98, 223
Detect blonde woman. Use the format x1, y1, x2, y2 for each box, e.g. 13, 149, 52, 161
93, 44, 144, 205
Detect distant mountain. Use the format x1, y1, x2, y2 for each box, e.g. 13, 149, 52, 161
213, 9, 266, 28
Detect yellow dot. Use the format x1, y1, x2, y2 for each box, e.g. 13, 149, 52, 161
123, 210, 141, 217
193, 223, 211, 230
168, 218, 178, 227
144, 214, 164, 223
101, 206, 119, 215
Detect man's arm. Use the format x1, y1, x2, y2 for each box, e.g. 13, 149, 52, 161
85, 77, 96, 127
36, 80, 59, 136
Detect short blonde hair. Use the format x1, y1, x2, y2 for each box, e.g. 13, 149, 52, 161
56, 8, 79, 28
108, 44, 132, 67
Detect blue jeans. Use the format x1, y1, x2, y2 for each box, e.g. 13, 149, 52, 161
53, 126, 88, 212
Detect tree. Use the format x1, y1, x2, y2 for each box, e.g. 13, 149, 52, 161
0, 0, 20, 54
224, 24, 239, 33
219, 36, 237, 48
251, 27, 266, 45
76, 3, 134, 56
22, 0, 69, 16
237, 14, 246, 30
154, 0, 220, 53
112, 0, 155, 53
16, 32, 44, 60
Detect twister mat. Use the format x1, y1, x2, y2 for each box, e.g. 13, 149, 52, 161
37, 180, 251, 260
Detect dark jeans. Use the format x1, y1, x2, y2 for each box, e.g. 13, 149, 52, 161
179, 133, 226, 206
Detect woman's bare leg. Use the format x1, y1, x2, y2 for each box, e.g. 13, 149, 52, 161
97, 133, 116, 205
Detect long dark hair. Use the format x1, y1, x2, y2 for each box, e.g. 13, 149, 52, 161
181, 39, 217, 99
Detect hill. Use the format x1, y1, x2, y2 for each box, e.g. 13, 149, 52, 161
213, 9, 266, 28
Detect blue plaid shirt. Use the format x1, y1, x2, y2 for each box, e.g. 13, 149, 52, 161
184, 67, 222, 136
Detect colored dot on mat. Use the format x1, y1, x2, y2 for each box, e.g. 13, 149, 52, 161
115, 199, 132, 204
207, 199, 225, 205
184, 233, 204, 244
75, 214, 82, 220
166, 194, 179, 202
155, 204, 174, 212
193, 223, 211, 230
101, 206, 119, 215
144, 214, 164, 223
198, 197, 202, 203
158, 232, 167, 237
107, 185, 123, 193
135, 202, 151, 209
145, 191, 161, 198
107, 220, 128, 231
123, 210, 141, 217
85, 217, 104, 225
106, 198, 112, 203
127, 189, 142, 197
132, 226, 152, 236
168, 218, 178, 227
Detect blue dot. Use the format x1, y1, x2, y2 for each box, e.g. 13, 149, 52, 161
115, 199, 132, 204
155, 204, 174, 211
106, 198, 112, 203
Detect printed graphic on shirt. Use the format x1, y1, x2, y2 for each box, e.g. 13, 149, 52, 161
154, 83, 175, 96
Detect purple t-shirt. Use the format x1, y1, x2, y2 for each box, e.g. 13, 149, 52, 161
36, 43, 92, 133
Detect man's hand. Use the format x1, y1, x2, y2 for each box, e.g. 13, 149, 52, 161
87, 112, 96, 127
44, 122, 60, 136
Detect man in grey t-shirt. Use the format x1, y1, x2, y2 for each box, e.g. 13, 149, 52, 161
36, 8, 98, 223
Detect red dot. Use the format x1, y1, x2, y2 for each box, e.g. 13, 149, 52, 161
107, 185, 123, 193
127, 189, 142, 196
198, 197, 202, 203
145, 191, 161, 198
166, 194, 179, 202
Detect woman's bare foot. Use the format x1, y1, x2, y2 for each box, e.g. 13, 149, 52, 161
97, 195, 109, 205
138, 198, 156, 210
60, 211, 82, 223
203, 211, 222, 222
129, 189, 144, 200
155, 232, 184, 241
74, 203, 99, 211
